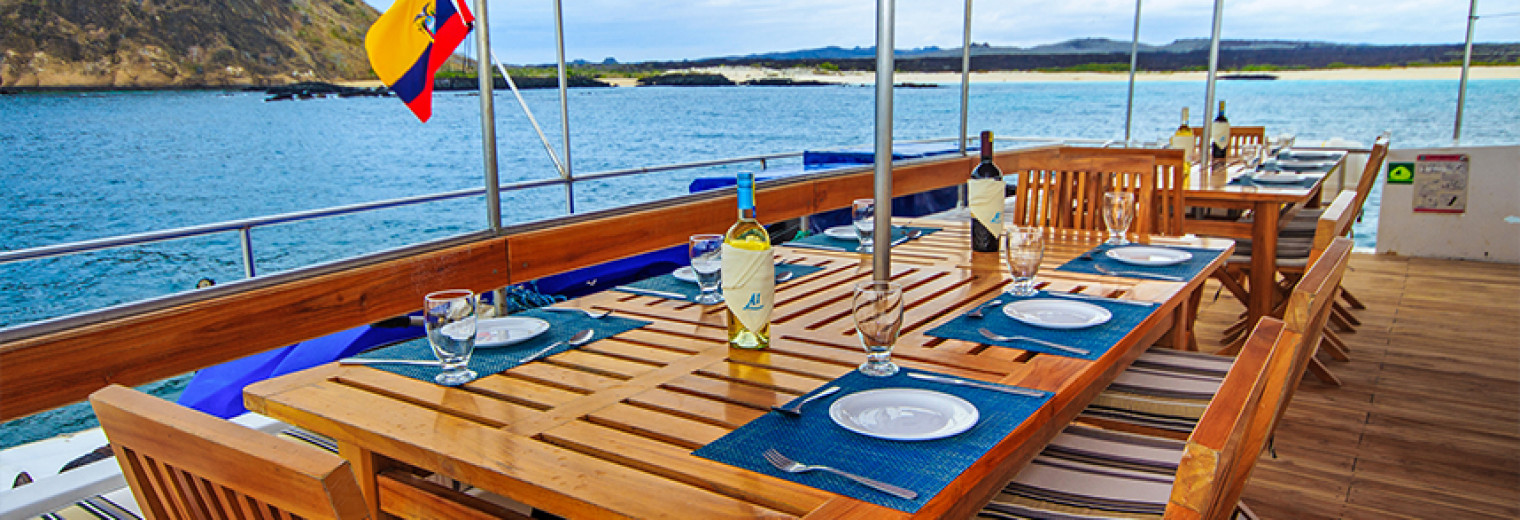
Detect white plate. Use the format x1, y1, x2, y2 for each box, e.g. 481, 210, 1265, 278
672, 266, 697, 283
1251, 172, 1307, 184
1279, 150, 1339, 161
1274, 160, 1336, 171
1002, 299, 1112, 329
829, 388, 979, 441
1104, 246, 1193, 266
824, 225, 859, 240
475, 317, 551, 348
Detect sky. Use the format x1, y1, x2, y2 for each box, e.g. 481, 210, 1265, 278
362, 0, 1520, 64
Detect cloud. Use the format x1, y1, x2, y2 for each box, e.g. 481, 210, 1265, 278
366, 0, 1520, 64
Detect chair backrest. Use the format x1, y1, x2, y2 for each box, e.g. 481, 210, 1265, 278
1310, 191, 1358, 264
1010, 153, 1159, 236
1280, 237, 1354, 407
1349, 136, 1390, 220
90, 385, 370, 520
1190, 125, 1267, 153
1047, 147, 1188, 236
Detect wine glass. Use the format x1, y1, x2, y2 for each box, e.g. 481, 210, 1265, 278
852, 199, 876, 253
424, 289, 478, 386
689, 234, 724, 305
1101, 192, 1135, 245
852, 280, 903, 377
1004, 225, 1044, 297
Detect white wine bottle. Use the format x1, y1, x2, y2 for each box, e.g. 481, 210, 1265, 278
1169, 107, 1195, 165
968, 130, 1004, 253
1210, 100, 1231, 159
722, 173, 773, 349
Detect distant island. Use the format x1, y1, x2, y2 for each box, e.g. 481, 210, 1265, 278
0, 0, 1516, 90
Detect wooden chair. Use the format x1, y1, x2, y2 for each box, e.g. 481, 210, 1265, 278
1190, 125, 1267, 155
90, 384, 370, 520
1077, 237, 1353, 440
977, 316, 1301, 519
1009, 153, 1160, 236
1048, 147, 1189, 236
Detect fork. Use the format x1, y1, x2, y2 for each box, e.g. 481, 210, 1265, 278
977, 327, 1090, 356
967, 299, 1003, 318
770, 386, 839, 416
541, 306, 613, 319
762, 449, 918, 499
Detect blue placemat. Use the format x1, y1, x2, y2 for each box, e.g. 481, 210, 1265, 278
1228, 172, 1324, 188
1054, 244, 1227, 282
692, 368, 1051, 513
783, 226, 940, 253
345, 308, 650, 383
614, 263, 825, 301
923, 291, 1162, 360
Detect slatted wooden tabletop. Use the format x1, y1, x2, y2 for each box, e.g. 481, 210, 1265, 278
245, 218, 1232, 519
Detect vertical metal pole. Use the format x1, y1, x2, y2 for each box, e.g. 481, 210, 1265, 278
475, 0, 501, 233
553, 0, 575, 213
1123, 0, 1143, 142
872, 0, 895, 281
958, 0, 972, 155
239, 227, 256, 278
1199, 0, 1225, 165
1454, 0, 1478, 143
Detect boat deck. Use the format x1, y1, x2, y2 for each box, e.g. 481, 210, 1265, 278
1211, 254, 1520, 519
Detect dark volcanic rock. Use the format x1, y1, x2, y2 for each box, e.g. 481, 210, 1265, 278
637, 73, 734, 86
740, 78, 836, 86
434, 75, 613, 90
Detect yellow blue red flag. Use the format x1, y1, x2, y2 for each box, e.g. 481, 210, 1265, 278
365, 0, 474, 122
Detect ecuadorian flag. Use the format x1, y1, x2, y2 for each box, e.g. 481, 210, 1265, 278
365, 0, 474, 122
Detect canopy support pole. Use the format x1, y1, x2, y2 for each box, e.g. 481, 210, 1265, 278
872, 0, 895, 282
1199, 0, 1225, 165
1454, 0, 1478, 143
956, 0, 973, 209
553, 0, 575, 212
473, 0, 505, 314
1124, 0, 1143, 143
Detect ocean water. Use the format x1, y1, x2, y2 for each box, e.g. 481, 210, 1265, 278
1, 79, 1517, 449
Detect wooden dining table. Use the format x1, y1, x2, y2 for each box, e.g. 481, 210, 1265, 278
244, 218, 1232, 520
1181, 156, 1344, 348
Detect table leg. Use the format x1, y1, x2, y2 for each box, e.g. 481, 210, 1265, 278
1248, 200, 1279, 335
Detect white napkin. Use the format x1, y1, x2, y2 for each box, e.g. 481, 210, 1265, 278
721, 243, 774, 332
968, 178, 1006, 234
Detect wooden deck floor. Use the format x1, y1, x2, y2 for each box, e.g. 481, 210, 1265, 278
1195, 254, 1520, 519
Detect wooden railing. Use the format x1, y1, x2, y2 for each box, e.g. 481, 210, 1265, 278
0, 144, 1196, 421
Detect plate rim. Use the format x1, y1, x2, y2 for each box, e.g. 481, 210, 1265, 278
1103, 245, 1193, 266
475, 316, 551, 348
828, 387, 980, 441
1001, 298, 1113, 329
1250, 172, 1308, 183
823, 225, 859, 240
672, 266, 697, 283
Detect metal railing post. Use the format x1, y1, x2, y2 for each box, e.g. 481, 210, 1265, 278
239, 227, 256, 278
1454, 0, 1478, 143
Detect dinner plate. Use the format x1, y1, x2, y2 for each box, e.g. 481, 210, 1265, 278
1274, 161, 1336, 171
1002, 299, 1112, 329
475, 317, 551, 348
824, 225, 859, 240
1104, 246, 1193, 266
1251, 172, 1308, 184
1279, 150, 1340, 161
672, 266, 697, 283
829, 388, 979, 441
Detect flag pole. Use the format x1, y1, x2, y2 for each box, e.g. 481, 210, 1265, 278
872, 0, 895, 282
473, 0, 501, 234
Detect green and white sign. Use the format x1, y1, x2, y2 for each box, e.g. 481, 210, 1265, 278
1387, 162, 1414, 184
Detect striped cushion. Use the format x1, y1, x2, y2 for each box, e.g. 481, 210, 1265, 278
31, 488, 140, 520
1228, 236, 1313, 261
1239, 207, 1324, 238
1079, 348, 1230, 434
978, 425, 1183, 519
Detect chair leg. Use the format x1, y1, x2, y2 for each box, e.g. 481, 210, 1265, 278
1307, 357, 1342, 386
1213, 266, 1251, 306
1340, 287, 1368, 310
1333, 301, 1361, 328
1320, 328, 1351, 361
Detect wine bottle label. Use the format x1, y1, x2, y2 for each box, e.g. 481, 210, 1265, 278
1211, 122, 1230, 146
968, 178, 1005, 235
721, 243, 773, 332
1170, 134, 1195, 163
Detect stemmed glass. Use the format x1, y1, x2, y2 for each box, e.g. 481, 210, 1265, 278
851, 281, 903, 377
1004, 226, 1044, 297
424, 289, 478, 386
1101, 192, 1134, 245
689, 234, 724, 305
852, 199, 876, 253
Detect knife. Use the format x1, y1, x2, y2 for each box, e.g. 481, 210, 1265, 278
1046, 291, 1158, 307
783, 242, 848, 252
615, 286, 691, 300
907, 372, 1046, 398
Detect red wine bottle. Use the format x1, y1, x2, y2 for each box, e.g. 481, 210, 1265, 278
1210, 100, 1231, 159
968, 131, 1003, 252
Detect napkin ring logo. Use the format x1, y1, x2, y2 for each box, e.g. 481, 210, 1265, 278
991, 212, 1001, 224
743, 293, 765, 310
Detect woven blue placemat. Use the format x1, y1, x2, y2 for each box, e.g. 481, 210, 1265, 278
345, 308, 650, 383
614, 263, 825, 301
1228, 172, 1324, 189
923, 291, 1162, 360
1054, 244, 1227, 282
783, 226, 939, 253
692, 368, 1051, 513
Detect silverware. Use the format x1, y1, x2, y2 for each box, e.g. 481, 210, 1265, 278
1046, 291, 1157, 307
339, 358, 441, 366
1091, 264, 1185, 281
520, 328, 597, 364
771, 386, 840, 416
785, 242, 848, 252
775, 271, 796, 283
541, 306, 613, 319
890, 229, 924, 247
906, 372, 1045, 398
977, 327, 1091, 356
967, 299, 1003, 318
761, 449, 918, 499
616, 286, 691, 300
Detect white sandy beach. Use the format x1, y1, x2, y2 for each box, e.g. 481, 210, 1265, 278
681, 65, 1520, 85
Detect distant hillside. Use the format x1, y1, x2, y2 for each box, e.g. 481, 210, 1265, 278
0, 0, 379, 88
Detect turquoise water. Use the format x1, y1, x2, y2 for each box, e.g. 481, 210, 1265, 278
1, 79, 1517, 449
